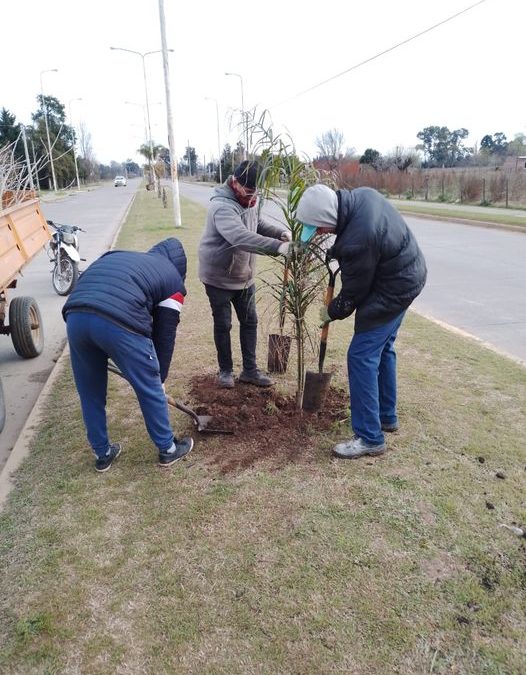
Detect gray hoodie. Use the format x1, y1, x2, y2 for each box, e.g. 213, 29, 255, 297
198, 182, 285, 290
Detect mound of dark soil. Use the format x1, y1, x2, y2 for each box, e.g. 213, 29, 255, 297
188, 374, 349, 473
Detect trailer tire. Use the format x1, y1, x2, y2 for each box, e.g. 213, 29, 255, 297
9, 296, 44, 359
0, 376, 5, 434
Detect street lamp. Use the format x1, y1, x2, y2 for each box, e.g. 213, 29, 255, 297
69, 97, 82, 191
40, 68, 58, 192
110, 47, 174, 176
225, 71, 248, 160
124, 101, 148, 147
205, 97, 222, 184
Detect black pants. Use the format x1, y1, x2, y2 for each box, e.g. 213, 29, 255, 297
204, 284, 258, 373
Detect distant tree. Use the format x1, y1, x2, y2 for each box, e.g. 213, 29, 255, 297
480, 131, 508, 156
507, 132, 526, 157
125, 159, 141, 176
315, 128, 345, 161
137, 142, 164, 163
0, 108, 25, 162
416, 125, 470, 167
359, 148, 381, 167
220, 143, 234, 181
182, 145, 198, 176
77, 121, 97, 181
31, 95, 76, 188
388, 146, 419, 172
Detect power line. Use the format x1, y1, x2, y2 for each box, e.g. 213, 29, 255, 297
272, 0, 488, 108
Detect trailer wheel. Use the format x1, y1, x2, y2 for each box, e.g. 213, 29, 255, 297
0, 376, 5, 433
9, 296, 44, 358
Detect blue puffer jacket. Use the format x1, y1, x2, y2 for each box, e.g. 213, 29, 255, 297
63, 238, 187, 380
328, 188, 427, 332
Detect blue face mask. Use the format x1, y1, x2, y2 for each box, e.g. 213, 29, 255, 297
300, 224, 318, 243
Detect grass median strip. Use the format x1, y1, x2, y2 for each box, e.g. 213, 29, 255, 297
0, 187, 525, 674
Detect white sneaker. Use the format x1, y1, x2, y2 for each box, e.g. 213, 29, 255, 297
333, 436, 386, 459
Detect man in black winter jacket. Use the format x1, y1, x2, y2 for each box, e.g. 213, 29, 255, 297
297, 185, 427, 459
62, 238, 193, 472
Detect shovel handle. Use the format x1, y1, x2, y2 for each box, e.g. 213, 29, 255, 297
318, 264, 338, 374
108, 363, 201, 426
319, 284, 334, 373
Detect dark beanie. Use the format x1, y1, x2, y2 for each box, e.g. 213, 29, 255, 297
233, 160, 260, 189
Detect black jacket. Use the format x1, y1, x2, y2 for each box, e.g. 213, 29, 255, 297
327, 188, 427, 332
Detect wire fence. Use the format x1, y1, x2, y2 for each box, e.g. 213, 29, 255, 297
337, 166, 526, 208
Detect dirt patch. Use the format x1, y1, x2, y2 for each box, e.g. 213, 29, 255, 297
188, 374, 349, 473
421, 551, 463, 583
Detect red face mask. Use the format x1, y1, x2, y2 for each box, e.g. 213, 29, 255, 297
231, 177, 257, 208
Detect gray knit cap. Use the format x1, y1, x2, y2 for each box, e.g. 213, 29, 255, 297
296, 184, 338, 229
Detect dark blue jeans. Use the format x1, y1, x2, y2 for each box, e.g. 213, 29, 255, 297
204, 284, 258, 373
347, 311, 406, 445
66, 312, 175, 458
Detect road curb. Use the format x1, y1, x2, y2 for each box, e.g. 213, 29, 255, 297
395, 209, 526, 234
0, 347, 70, 510
0, 189, 137, 512
411, 309, 526, 369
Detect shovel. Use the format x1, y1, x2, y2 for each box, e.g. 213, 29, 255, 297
302, 256, 339, 412
107, 363, 233, 434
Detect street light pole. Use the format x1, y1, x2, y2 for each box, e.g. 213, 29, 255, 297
125, 101, 148, 147
40, 68, 58, 192
69, 98, 82, 191
205, 97, 222, 183
225, 71, 247, 160
158, 0, 182, 227
110, 47, 172, 185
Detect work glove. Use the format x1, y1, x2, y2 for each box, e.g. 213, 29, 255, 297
319, 306, 332, 327
280, 229, 292, 242
277, 241, 303, 257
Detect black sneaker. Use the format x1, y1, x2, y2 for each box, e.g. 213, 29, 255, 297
158, 437, 194, 467
239, 369, 273, 387
95, 443, 122, 473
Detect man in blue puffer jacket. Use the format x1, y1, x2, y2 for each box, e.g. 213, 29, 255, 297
62, 238, 193, 472
297, 185, 427, 460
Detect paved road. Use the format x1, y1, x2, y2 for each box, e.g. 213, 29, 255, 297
178, 181, 526, 364
0, 179, 139, 471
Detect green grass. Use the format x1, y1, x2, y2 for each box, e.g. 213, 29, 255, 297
392, 201, 526, 229
0, 187, 525, 674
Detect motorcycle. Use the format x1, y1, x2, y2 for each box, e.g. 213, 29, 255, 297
46, 220, 86, 296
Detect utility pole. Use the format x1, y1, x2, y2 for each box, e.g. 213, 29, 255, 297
20, 126, 35, 192
30, 139, 40, 191
69, 98, 82, 191
158, 0, 182, 227
40, 69, 58, 192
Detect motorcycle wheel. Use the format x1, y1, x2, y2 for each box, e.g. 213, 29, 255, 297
52, 256, 79, 296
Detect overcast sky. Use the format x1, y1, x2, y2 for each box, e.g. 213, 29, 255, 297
2, 0, 524, 166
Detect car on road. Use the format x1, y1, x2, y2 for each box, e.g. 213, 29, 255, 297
114, 175, 127, 187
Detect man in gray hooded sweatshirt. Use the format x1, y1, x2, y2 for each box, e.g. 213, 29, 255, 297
199, 161, 292, 388
297, 184, 427, 460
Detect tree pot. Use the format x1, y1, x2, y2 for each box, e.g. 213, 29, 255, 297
302, 371, 333, 412
267, 334, 292, 374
